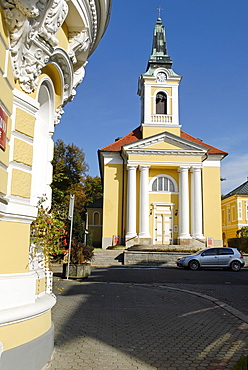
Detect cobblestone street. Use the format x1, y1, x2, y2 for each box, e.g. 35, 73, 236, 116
45, 274, 248, 369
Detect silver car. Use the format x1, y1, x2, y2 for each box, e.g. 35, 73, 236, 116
176, 247, 245, 271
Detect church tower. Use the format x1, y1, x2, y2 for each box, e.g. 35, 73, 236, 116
138, 16, 182, 139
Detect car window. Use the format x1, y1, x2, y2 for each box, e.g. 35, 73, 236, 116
218, 248, 234, 255
201, 248, 218, 256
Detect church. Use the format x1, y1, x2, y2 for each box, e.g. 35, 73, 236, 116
97, 16, 227, 249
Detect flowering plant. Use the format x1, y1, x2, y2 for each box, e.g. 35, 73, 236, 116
63, 239, 94, 264
30, 197, 67, 264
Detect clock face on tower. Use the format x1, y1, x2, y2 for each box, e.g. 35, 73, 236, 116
157, 72, 167, 82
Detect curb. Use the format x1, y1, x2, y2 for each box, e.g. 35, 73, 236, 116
158, 285, 248, 324
83, 280, 248, 325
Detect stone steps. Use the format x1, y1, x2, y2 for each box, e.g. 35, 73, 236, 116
92, 249, 125, 266
91, 245, 204, 267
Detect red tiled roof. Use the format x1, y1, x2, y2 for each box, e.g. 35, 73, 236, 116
100, 126, 142, 151
99, 126, 227, 156
180, 130, 227, 155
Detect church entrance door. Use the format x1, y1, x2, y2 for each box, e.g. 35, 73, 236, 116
154, 205, 173, 245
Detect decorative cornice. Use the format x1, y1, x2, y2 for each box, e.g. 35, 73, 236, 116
54, 107, 64, 126
68, 29, 90, 64
0, 195, 37, 223
10, 160, 32, 172
13, 88, 40, 115
0, 293, 56, 326
123, 131, 207, 154
89, 0, 98, 51
12, 130, 34, 144
49, 48, 74, 104
124, 149, 205, 157
1, 0, 68, 93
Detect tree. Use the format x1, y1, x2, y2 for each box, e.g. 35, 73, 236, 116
51, 139, 89, 206
51, 140, 102, 244
236, 227, 248, 238
84, 175, 102, 208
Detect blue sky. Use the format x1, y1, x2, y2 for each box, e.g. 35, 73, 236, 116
54, 0, 248, 195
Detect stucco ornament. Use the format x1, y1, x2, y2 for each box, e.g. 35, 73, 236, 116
54, 106, 64, 125
1, 0, 68, 92
69, 29, 90, 64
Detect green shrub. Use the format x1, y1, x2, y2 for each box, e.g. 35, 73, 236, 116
228, 237, 248, 253
232, 356, 248, 370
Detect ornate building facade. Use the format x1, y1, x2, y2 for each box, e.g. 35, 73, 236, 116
98, 17, 227, 250
0, 1, 111, 369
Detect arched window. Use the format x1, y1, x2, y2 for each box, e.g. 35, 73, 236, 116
92, 211, 100, 225
31, 80, 55, 207
156, 92, 167, 114
150, 175, 177, 192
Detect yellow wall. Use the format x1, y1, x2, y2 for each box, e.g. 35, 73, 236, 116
0, 7, 9, 45
148, 142, 184, 151
0, 141, 10, 167
0, 221, 30, 273
0, 168, 8, 194
40, 66, 63, 108
151, 86, 172, 95
221, 195, 248, 241
13, 138, 33, 166
15, 108, 35, 137
11, 169, 32, 198
102, 164, 123, 242
142, 126, 181, 139
36, 277, 46, 295
0, 311, 51, 351
56, 22, 69, 51
202, 166, 222, 242
0, 74, 13, 113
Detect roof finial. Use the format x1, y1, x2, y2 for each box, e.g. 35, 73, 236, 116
157, 6, 163, 19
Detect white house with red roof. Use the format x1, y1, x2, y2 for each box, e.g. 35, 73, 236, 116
97, 16, 227, 249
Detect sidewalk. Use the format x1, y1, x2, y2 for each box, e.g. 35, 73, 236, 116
45, 274, 248, 369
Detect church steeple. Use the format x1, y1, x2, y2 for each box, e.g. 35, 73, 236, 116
138, 14, 182, 138
146, 17, 173, 75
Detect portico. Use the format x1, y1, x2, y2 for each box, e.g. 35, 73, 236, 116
125, 162, 204, 246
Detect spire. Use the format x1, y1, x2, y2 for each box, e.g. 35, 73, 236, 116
146, 16, 173, 74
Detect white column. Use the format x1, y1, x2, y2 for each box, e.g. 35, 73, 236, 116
139, 165, 151, 238
190, 166, 203, 238
178, 166, 190, 239
125, 165, 137, 239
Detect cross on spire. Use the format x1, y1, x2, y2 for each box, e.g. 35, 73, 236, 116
157, 6, 163, 18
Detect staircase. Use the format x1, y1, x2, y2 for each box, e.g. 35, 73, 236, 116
92, 249, 125, 267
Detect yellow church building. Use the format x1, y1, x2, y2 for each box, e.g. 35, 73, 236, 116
98, 16, 227, 250
222, 180, 248, 246
0, 1, 111, 369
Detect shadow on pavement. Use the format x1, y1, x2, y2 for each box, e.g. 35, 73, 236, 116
51, 270, 248, 369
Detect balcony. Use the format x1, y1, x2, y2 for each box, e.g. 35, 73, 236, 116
151, 114, 172, 123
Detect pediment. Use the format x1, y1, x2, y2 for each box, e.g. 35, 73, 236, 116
123, 131, 207, 156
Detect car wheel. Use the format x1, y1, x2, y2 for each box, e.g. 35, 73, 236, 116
230, 261, 241, 272
188, 260, 199, 271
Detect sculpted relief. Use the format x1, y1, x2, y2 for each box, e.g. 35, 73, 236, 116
1, 0, 68, 92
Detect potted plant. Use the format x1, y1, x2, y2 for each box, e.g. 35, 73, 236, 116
63, 239, 94, 279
